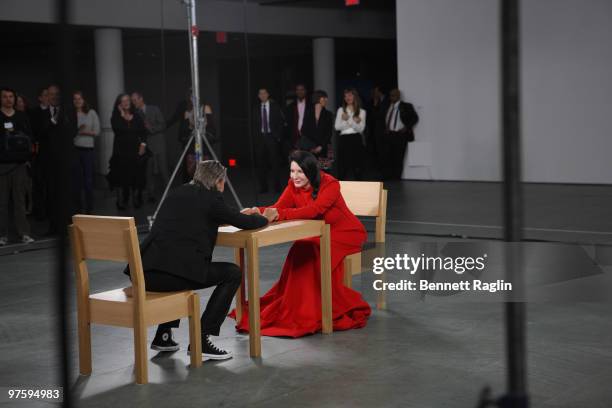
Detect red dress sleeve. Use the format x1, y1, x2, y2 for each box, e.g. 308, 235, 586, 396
277, 179, 340, 221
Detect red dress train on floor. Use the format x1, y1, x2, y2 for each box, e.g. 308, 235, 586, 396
229, 172, 371, 337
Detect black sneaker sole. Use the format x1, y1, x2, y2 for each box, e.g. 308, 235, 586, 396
151, 344, 180, 352
187, 350, 233, 361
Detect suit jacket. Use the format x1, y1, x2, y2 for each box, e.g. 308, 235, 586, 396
284, 99, 313, 147
253, 100, 284, 142
300, 107, 333, 156
379, 101, 419, 142
125, 183, 268, 283
39, 104, 78, 167
139, 105, 166, 138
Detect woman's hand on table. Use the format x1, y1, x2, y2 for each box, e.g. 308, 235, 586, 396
263, 207, 279, 222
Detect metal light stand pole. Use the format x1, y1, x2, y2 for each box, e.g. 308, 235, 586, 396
148, 0, 244, 228
478, 1, 529, 407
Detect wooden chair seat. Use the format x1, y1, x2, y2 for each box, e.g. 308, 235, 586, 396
89, 287, 196, 328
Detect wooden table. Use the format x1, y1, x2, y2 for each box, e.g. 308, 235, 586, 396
216, 220, 332, 357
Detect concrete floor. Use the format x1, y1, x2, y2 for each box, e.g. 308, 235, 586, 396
1, 180, 611, 407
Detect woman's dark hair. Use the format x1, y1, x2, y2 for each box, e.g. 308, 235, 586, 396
111, 93, 133, 118
73, 91, 90, 113
289, 150, 321, 199
342, 87, 362, 117
311, 89, 328, 105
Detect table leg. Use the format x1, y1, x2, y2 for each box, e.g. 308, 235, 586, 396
320, 223, 333, 334
246, 237, 261, 357
234, 248, 245, 321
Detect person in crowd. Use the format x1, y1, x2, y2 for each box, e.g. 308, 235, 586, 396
125, 160, 268, 359
41, 84, 78, 235
335, 88, 366, 180
73, 91, 100, 213
28, 86, 50, 221
231, 150, 371, 336
107, 93, 148, 209
367, 85, 388, 173
131, 91, 168, 203
299, 90, 333, 159
284, 83, 311, 155
0, 87, 34, 245
253, 87, 285, 193
15, 94, 29, 113
379, 88, 419, 180
168, 91, 218, 182
15, 93, 33, 213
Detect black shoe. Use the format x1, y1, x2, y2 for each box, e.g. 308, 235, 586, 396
188, 335, 233, 361
151, 329, 179, 352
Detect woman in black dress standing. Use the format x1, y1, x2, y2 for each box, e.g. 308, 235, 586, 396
108, 93, 148, 209
300, 90, 333, 159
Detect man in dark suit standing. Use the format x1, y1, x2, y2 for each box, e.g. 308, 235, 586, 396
40, 84, 78, 234
28, 86, 50, 220
379, 88, 419, 180
131, 91, 168, 202
128, 160, 269, 360
284, 83, 312, 155
253, 88, 285, 193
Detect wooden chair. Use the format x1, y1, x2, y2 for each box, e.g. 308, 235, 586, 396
340, 181, 387, 304
69, 215, 202, 384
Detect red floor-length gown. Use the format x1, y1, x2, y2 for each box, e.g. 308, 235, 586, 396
229, 171, 371, 337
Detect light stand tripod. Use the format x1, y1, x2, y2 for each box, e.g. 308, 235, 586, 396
148, 0, 243, 229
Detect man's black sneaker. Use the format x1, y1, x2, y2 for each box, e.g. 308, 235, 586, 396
151, 329, 179, 351
187, 335, 233, 361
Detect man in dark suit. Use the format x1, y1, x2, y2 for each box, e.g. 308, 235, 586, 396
253, 88, 285, 193
127, 160, 269, 360
379, 88, 419, 180
27, 86, 50, 220
284, 83, 312, 154
40, 84, 79, 234
131, 91, 169, 202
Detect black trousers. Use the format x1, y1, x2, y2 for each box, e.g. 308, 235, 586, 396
338, 133, 365, 180
381, 131, 409, 180
256, 133, 283, 191
144, 262, 242, 336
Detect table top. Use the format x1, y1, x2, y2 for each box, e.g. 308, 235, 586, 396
217, 219, 325, 248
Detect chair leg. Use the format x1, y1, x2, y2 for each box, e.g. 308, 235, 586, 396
343, 257, 353, 288
189, 293, 202, 368
77, 312, 92, 375
133, 316, 148, 384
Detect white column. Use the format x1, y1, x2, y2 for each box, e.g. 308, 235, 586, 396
313, 38, 336, 110
94, 28, 125, 175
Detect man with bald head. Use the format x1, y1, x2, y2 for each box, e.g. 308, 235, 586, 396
379, 88, 419, 180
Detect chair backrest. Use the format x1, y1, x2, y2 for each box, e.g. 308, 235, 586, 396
70, 215, 146, 302
339, 181, 387, 243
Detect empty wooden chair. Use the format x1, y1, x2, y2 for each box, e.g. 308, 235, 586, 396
69, 215, 202, 384
339, 181, 387, 307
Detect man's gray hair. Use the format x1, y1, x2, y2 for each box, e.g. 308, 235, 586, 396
192, 160, 227, 190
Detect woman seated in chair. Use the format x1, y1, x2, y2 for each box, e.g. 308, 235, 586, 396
231, 150, 371, 337
128, 160, 269, 360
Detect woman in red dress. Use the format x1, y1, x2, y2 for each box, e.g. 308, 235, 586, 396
230, 151, 371, 337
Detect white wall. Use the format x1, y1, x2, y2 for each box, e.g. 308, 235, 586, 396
397, 0, 612, 184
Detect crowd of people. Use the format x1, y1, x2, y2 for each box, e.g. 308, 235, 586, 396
253, 84, 419, 193
0, 82, 418, 247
